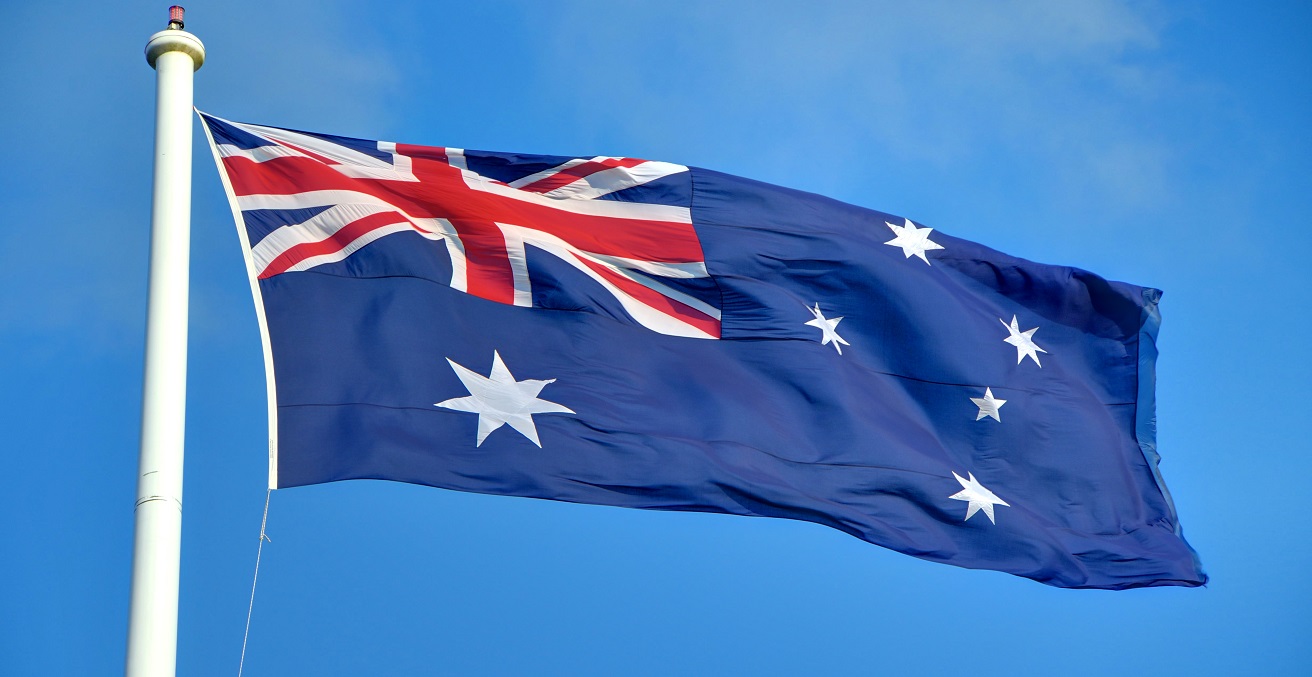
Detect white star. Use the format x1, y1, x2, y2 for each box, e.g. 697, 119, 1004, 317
805, 303, 850, 354
970, 387, 1007, 422
949, 472, 1010, 524
884, 218, 944, 265
436, 350, 575, 447
1000, 315, 1048, 367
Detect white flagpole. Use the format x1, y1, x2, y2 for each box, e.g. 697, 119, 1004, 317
127, 7, 204, 677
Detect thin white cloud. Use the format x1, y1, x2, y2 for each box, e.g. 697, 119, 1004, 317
531, 1, 1181, 211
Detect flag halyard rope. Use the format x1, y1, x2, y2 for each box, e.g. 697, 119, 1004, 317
237, 489, 272, 677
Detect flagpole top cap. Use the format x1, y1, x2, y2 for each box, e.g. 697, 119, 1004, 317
145, 27, 205, 70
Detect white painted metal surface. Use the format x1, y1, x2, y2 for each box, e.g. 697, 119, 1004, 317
127, 24, 204, 677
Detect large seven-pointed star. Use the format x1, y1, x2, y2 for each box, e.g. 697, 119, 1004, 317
1001, 315, 1048, 367
949, 472, 1010, 524
436, 350, 575, 447
884, 218, 944, 264
805, 303, 851, 354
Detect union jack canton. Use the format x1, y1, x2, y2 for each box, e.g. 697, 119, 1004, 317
202, 113, 719, 339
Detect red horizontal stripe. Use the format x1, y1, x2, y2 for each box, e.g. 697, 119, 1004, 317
481, 198, 703, 263
223, 155, 362, 196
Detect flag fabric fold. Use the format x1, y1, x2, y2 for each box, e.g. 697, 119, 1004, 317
200, 111, 1205, 590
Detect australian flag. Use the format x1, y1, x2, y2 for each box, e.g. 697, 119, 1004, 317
200, 112, 1206, 590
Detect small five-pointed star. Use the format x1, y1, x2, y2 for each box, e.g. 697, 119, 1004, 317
436, 350, 575, 447
1000, 315, 1048, 366
949, 472, 1010, 524
884, 217, 944, 265
970, 387, 1007, 422
805, 303, 850, 354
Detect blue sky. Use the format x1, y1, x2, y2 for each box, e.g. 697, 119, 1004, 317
1, 1, 1309, 675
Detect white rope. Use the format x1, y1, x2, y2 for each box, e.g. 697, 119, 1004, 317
238, 489, 272, 677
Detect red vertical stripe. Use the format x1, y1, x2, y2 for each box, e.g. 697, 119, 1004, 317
451, 219, 517, 305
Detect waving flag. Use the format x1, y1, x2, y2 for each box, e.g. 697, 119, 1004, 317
201, 112, 1205, 590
